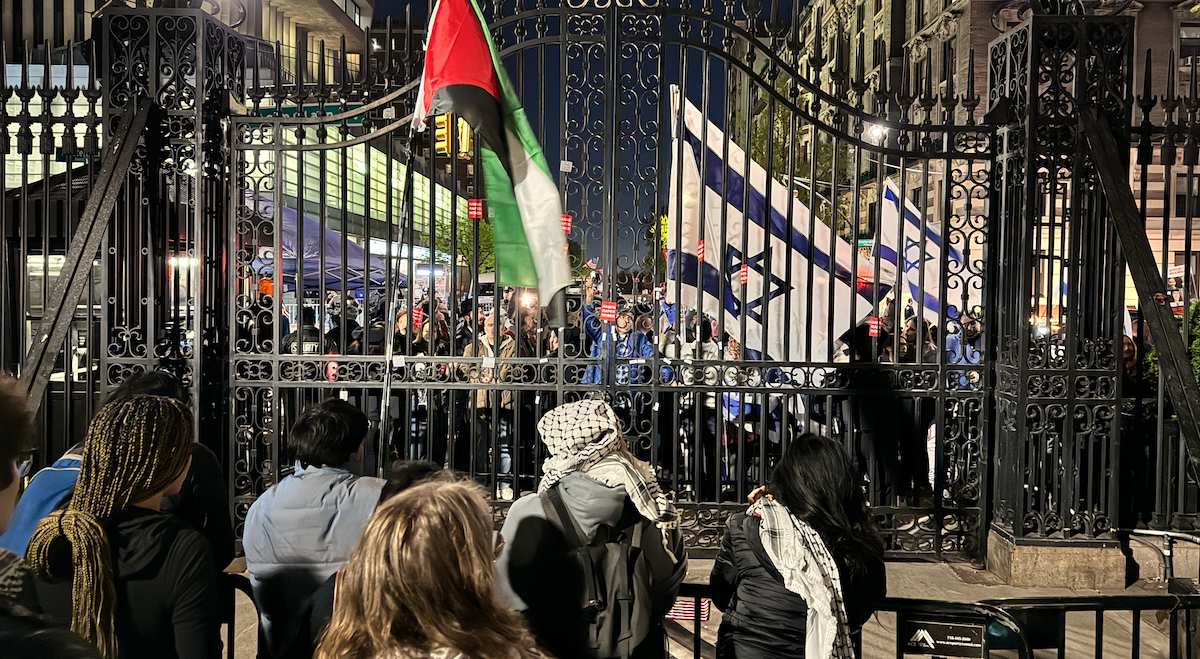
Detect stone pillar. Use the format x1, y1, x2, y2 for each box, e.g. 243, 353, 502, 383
986, 13, 1133, 589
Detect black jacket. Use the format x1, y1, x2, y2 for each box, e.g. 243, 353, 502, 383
35, 507, 222, 659
51, 442, 233, 575
0, 600, 103, 659
281, 571, 338, 659
281, 326, 324, 355
162, 443, 235, 572
0, 549, 101, 659
709, 513, 886, 659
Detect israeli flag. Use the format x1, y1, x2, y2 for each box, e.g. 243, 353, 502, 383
877, 180, 978, 324
664, 89, 880, 361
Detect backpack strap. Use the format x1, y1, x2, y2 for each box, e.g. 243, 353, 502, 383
540, 485, 589, 549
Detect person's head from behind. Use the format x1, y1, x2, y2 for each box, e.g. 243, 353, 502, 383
378, 460, 443, 502
0, 374, 33, 535
459, 298, 475, 323
290, 398, 369, 469
27, 394, 193, 658
844, 323, 890, 362
316, 480, 542, 659
768, 434, 883, 570
539, 398, 627, 467
301, 306, 317, 327
700, 318, 714, 344
105, 369, 188, 406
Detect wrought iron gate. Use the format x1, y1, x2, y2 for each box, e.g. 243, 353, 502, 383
222, 0, 995, 558
0, 0, 997, 560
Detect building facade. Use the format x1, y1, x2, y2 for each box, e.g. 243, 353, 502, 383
0, 0, 372, 72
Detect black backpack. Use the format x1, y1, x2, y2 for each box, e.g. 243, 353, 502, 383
540, 485, 657, 659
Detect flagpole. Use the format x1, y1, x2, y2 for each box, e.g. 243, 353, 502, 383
378, 132, 417, 474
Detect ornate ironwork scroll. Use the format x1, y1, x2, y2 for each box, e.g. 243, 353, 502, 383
102, 5, 244, 457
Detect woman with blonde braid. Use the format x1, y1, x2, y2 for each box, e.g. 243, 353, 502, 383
27, 394, 220, 659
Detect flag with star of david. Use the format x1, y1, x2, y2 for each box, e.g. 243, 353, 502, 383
876, 180, 980, 326
663, 89, 884, 362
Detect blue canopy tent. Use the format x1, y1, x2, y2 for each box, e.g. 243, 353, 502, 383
248, 194, 407, 292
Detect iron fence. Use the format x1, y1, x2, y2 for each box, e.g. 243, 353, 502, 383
0, 40, 105, 462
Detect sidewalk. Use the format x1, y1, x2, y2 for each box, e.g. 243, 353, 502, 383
225, 559, 1176, 658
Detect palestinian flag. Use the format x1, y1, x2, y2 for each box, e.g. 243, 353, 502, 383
413, 0, 569, 303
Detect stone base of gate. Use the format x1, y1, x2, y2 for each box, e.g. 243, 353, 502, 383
987, 530, 1126, 590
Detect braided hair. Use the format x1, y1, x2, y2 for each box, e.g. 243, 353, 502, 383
26, 394, 193, 659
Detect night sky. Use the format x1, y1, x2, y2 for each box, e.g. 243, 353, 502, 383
376, 0, 426, 22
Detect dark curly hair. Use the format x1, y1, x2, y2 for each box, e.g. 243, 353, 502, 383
0, 373, 32, 490
104, 369, 189, 406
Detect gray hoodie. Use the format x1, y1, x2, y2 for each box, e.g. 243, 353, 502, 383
495, 472, 687, 659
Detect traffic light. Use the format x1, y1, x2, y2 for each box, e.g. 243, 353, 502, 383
433, 114, 451, 156
457, 118, 473, 160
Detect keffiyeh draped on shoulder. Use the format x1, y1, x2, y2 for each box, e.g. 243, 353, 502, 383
748, 498, 855, 659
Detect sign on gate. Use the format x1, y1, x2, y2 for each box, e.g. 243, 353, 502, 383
901, 620, 984, 658
600, 300, 618, 322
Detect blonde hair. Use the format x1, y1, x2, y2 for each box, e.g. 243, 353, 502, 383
315, 480, 545, 659
26, 395, 193, 659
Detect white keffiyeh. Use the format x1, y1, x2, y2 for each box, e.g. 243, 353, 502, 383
537, 399, 679, 551
748, 498, 855, 659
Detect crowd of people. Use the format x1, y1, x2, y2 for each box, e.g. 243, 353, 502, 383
269, 277, 982, 511
0, 367, 886, 659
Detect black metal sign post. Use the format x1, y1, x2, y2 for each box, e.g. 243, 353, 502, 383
899, 618, 986, 658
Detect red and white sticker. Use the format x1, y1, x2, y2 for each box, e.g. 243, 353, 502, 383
600, 300, 618, 322
740, 264, 749, 284
468, 199, 484, 219
412, 307, 426, 327
697, 240, 705, 263
869, 317, 880, 337
665, 598, 711, 622
561, 213, 572, 234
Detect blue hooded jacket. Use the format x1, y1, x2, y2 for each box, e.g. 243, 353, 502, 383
581, 301, 658, 385
0, 451, 82, 556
